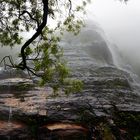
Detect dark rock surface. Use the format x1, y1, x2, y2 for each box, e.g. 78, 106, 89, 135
0, 120, 31, 140
0, 30, 140, 139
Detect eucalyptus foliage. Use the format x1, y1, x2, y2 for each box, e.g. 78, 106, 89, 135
0, 0, 90, 94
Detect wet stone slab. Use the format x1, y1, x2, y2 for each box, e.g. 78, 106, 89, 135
0, 78, 34, 91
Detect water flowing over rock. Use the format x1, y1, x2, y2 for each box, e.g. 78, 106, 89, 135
0, 25, 140, 139
62, 23, 114, 66
0, 68, 28, 79
0, 78, 34, 91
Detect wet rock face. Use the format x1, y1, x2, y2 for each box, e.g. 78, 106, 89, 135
62, 25, 114, 66
0, 61, 139, 139
0, 29, 140, 139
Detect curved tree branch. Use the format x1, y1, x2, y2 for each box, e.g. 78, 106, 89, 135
68, 0, 72, 16
18, 0, 48, 70
19, 10, 40, 28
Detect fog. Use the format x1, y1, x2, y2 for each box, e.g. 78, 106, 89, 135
85, 0, 140, 76
0, 0, 140, 76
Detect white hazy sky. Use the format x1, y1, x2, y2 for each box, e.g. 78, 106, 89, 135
86, 0, 140, 50
85, 0, 140, 75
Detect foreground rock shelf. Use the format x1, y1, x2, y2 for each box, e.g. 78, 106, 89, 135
0, 120, 90, 140
0, 120, 29, 139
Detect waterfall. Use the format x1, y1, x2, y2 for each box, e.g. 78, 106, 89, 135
7, 106, 12, 127
60, 21, 140, 93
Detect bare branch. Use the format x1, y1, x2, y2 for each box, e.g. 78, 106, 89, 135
0, 55, 15, 69
68, 0, 72, 16
19, 10, 40, 28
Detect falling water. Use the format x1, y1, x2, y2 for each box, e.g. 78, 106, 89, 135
7, 106, 12, 128
86, 0, 140, 78
7, 81, 12, 140
6, 73, 13, 132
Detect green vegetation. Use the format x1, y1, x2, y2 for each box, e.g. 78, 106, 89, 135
0, 0, 90, 93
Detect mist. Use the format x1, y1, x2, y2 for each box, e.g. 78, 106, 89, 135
1, 0, 140, 76
85, 0, 140, 76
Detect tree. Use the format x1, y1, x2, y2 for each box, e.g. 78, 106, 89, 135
0, 0, 90, 94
